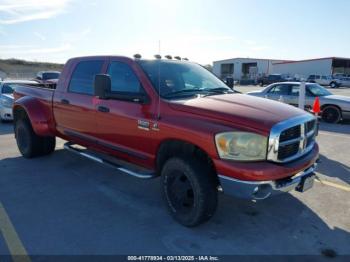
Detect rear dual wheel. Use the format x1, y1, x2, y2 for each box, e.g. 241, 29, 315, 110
15, 119, 56, 158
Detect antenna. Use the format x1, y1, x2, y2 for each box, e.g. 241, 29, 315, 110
157, 40, 161, 120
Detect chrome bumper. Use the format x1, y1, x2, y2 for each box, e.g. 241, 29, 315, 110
218, 163, 317, 200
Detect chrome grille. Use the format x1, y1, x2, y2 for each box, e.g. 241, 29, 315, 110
267, 115, 317, 163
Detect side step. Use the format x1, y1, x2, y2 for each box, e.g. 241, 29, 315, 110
64, 142, 156, 179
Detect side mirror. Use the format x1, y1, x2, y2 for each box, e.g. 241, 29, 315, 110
94, 74, 111, 99
225, 77, 234, 89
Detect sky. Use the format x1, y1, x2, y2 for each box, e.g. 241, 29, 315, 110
0, 0, 349, 65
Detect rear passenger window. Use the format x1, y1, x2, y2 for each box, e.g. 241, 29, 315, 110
107, 62, 144, 94
290, 85, 300, 96
68, 60, 104, 95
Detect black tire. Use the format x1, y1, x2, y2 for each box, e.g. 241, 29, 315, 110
15, 119, 56, 158
161, 157, 218, 227
41, 136, 56, 155
330, 82, 337, 88
322, 106, 341, 123
259, 81, 264, 87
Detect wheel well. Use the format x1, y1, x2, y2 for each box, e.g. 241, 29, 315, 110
13, 107, 30, 134
13, 107, 29, 123
321, 104, 341, 112
156, 140, 217, 179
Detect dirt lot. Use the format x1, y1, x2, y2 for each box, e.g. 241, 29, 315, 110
0, 87, 349, 258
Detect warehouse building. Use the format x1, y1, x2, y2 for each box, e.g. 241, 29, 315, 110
272, 57, 350, 79
213, 57, 350, 81
212, 58, 287, 81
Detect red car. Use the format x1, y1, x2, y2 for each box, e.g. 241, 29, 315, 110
13, 56, 319, 226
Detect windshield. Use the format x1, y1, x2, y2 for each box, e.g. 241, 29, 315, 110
2, 84, 15, 94
307, 84, 332, 96
137, 60, 232, 98
42, 72, 60, 80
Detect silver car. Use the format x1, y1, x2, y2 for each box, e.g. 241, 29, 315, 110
247, 82, 350, 123
339, 77, 350, 87
0, 80, 38, 121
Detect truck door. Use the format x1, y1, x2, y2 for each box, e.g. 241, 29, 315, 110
94, 60, 154, 166
54, 59, 106, 141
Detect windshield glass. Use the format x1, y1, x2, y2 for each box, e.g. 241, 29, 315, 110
2, 84, 15, 94
42, 72, 60, 80
307, 84, 332, 96
137, 60, 231, 98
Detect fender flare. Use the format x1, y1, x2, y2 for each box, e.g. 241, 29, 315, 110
13, 96, 55, 136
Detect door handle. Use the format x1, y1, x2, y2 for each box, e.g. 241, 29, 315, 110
98, 106, 110, 113
61, 99, 70, 105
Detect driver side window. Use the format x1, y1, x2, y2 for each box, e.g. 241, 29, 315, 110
268, 84, 289, 95
107, 61, 145, 94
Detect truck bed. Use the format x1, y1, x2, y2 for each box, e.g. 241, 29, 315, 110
13, 83, 56, 136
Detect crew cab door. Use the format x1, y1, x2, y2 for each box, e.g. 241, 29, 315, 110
54, 59, 106, 141
94, 59, 154, 166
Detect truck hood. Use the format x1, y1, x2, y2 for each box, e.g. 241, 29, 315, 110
168, 94, 306, 133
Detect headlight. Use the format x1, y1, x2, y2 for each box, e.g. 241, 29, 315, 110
0, 98, 13, 108
215, 132, 267, 161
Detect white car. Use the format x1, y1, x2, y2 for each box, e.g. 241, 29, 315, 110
0, 80, 38, 122
307, 75, 341, 88
339, 77, 350, 87
247, 82, 350, 123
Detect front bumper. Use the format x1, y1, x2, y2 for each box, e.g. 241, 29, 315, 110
218, 162, 317, 200
0, 106, 13, 120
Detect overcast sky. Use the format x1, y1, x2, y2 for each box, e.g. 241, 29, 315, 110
0, 0, 349, 64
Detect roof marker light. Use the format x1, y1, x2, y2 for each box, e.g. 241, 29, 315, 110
174, 56, 181, 60
165, 55, 172, 59
133, 54, 142, 59
154, 54, 162, 59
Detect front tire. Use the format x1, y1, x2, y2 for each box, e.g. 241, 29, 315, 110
161, 157, 218, 227
322, 106, 341, 123
15, 119, 56, 158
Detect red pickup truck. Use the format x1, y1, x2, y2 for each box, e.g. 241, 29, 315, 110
13, 56, 319, 226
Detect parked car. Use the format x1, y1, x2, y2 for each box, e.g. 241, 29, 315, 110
0, 80, 38, 121
34, 71, 61, 87
339, 77, 350, 87
247, 82, 350, 123
257, 74, 287, 86
307, 75, 341, 88
13, 56, 319, 227
333, 73, 350, 79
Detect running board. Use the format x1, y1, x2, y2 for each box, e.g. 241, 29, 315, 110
64, 142, 156, 179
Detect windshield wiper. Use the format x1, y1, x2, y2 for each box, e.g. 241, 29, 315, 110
201, 87, 235, 97
163, 87, 235, 99
163, 88, 208, 98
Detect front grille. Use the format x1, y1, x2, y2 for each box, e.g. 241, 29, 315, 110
278, 142, 299, 159
268, 116, 317, 163
279, 125, 301, 142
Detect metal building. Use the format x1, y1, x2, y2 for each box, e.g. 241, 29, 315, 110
272, 57, 350, 79
212, 58, 288, 81
213, 57, 350, 81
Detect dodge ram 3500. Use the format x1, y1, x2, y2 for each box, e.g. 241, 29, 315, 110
13, 56, 319, 227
